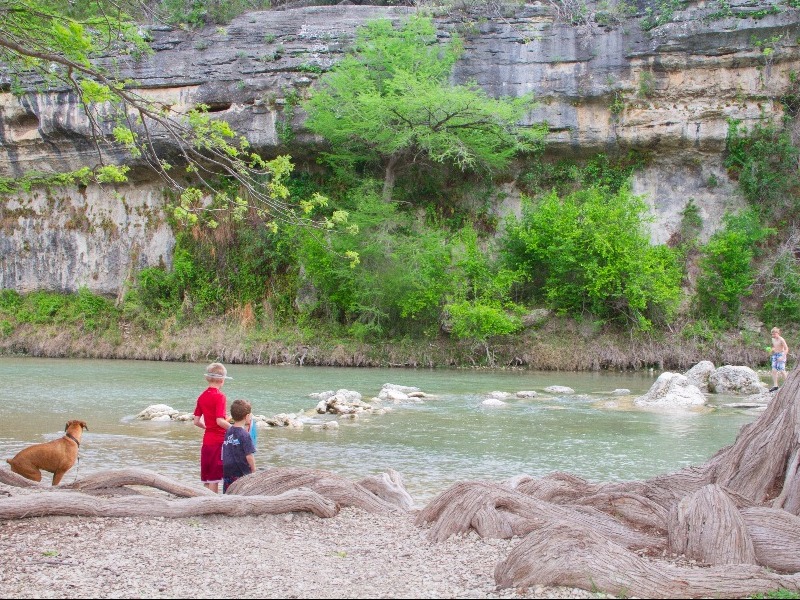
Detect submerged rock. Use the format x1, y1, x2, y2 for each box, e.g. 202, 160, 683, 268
481, 398, 507, 407
543, 386, 575, 395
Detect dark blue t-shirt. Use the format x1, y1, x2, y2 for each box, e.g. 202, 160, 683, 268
222, 425, 255, 479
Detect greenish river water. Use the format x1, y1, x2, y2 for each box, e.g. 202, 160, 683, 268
0, 357, 762, 503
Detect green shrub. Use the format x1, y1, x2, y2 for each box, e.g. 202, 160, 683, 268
0, 289, 22, 312
749, 589, 800, 599
725, 118, 800, 221
445, 300, 522, 342
2, 289, 117, 331
761, 253, 800, 324
502, 185, 682, 329
156, 0, 272, 27
297, 183, 453, 335
696, 209, 773, 325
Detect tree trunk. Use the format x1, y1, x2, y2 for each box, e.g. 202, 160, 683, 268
358, 468, 415, 511
0, 468, 44, 488
488, 368, 800, 595
742, 506, 800, 573
382, 154, 399, 203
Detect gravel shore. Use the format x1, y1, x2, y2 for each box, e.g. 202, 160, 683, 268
0, 484, 600, 599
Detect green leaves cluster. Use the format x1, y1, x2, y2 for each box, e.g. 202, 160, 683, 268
1, 2, 330, 232
724, 118, 800, 222
303, 15, 544, 201
0, 287, 118, 334
696, 209, 773, 326
502, 185, 682, 330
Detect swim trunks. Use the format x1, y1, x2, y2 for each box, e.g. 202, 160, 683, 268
772, 352, 786, 371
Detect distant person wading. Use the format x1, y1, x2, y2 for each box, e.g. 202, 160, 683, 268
769, 327, 790, 393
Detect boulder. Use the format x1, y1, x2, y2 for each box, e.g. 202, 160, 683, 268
516, 391, 538, 398
261, 413, 304, 428
136, 404, 183, 420
634, 372, 707, 407
544, 386, 575, 395
376, 383, 426, 403
708, 365, 769, 395
488, 391, 514, 400
610, 389, 631, 396
685, 361, 716, 392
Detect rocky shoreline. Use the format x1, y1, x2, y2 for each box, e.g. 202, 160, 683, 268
0, 482, 603, 599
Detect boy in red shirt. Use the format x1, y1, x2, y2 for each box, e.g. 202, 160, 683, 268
192, 362, 232, 493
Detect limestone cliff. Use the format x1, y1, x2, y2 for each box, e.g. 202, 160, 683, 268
1, 1, 799, 293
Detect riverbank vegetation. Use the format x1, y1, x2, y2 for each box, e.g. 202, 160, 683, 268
0, 5, 798, 371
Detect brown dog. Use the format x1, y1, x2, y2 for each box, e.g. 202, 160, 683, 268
6, 420, 88, 485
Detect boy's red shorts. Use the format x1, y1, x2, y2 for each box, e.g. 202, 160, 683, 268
200, 442, 223, 483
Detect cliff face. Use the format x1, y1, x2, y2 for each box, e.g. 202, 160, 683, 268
1, 2, 799, 293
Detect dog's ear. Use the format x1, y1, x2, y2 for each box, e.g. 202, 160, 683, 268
80, 421, 88, 431
64, 422, 69, 432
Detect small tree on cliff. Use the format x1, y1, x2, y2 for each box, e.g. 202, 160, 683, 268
0, 1, 328, 228
303, 15, 546, 203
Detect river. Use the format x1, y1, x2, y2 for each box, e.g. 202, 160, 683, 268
0, 357, 762, 502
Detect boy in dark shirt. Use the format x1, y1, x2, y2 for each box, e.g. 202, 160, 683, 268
222, 399, 256, 493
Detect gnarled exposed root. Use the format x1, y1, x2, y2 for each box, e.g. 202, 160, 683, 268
495, 521, 800, 598
0, 488, 338, 520
62, 467, 214, 497
415, 480, 662, 549
226, 467, 403, 514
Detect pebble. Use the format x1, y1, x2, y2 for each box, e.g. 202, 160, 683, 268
0, 486, 601, 599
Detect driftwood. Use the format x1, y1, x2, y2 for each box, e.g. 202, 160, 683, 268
226, 467, 405, 514
495, 522, 800, 599
0, 489, 338, 519
489, 369, 800, 595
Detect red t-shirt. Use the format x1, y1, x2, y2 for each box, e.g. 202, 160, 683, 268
193, 387, 228, 444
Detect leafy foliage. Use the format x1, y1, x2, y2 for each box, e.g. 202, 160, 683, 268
127, 206, 301, 324
444, 227, 524, 343
297, 182, 453, 337
303, 15, 544, 201
156, 0, 272, 27
0, 1, 330, 230
518, 152, 646, 198
0, 287, 119, 332
502, 185, 682, 329
724, 118, 800, 222
696, 209, 773, 325
760, 247, 800, 325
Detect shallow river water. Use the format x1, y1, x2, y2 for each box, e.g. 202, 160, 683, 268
0, 357, 763, 502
